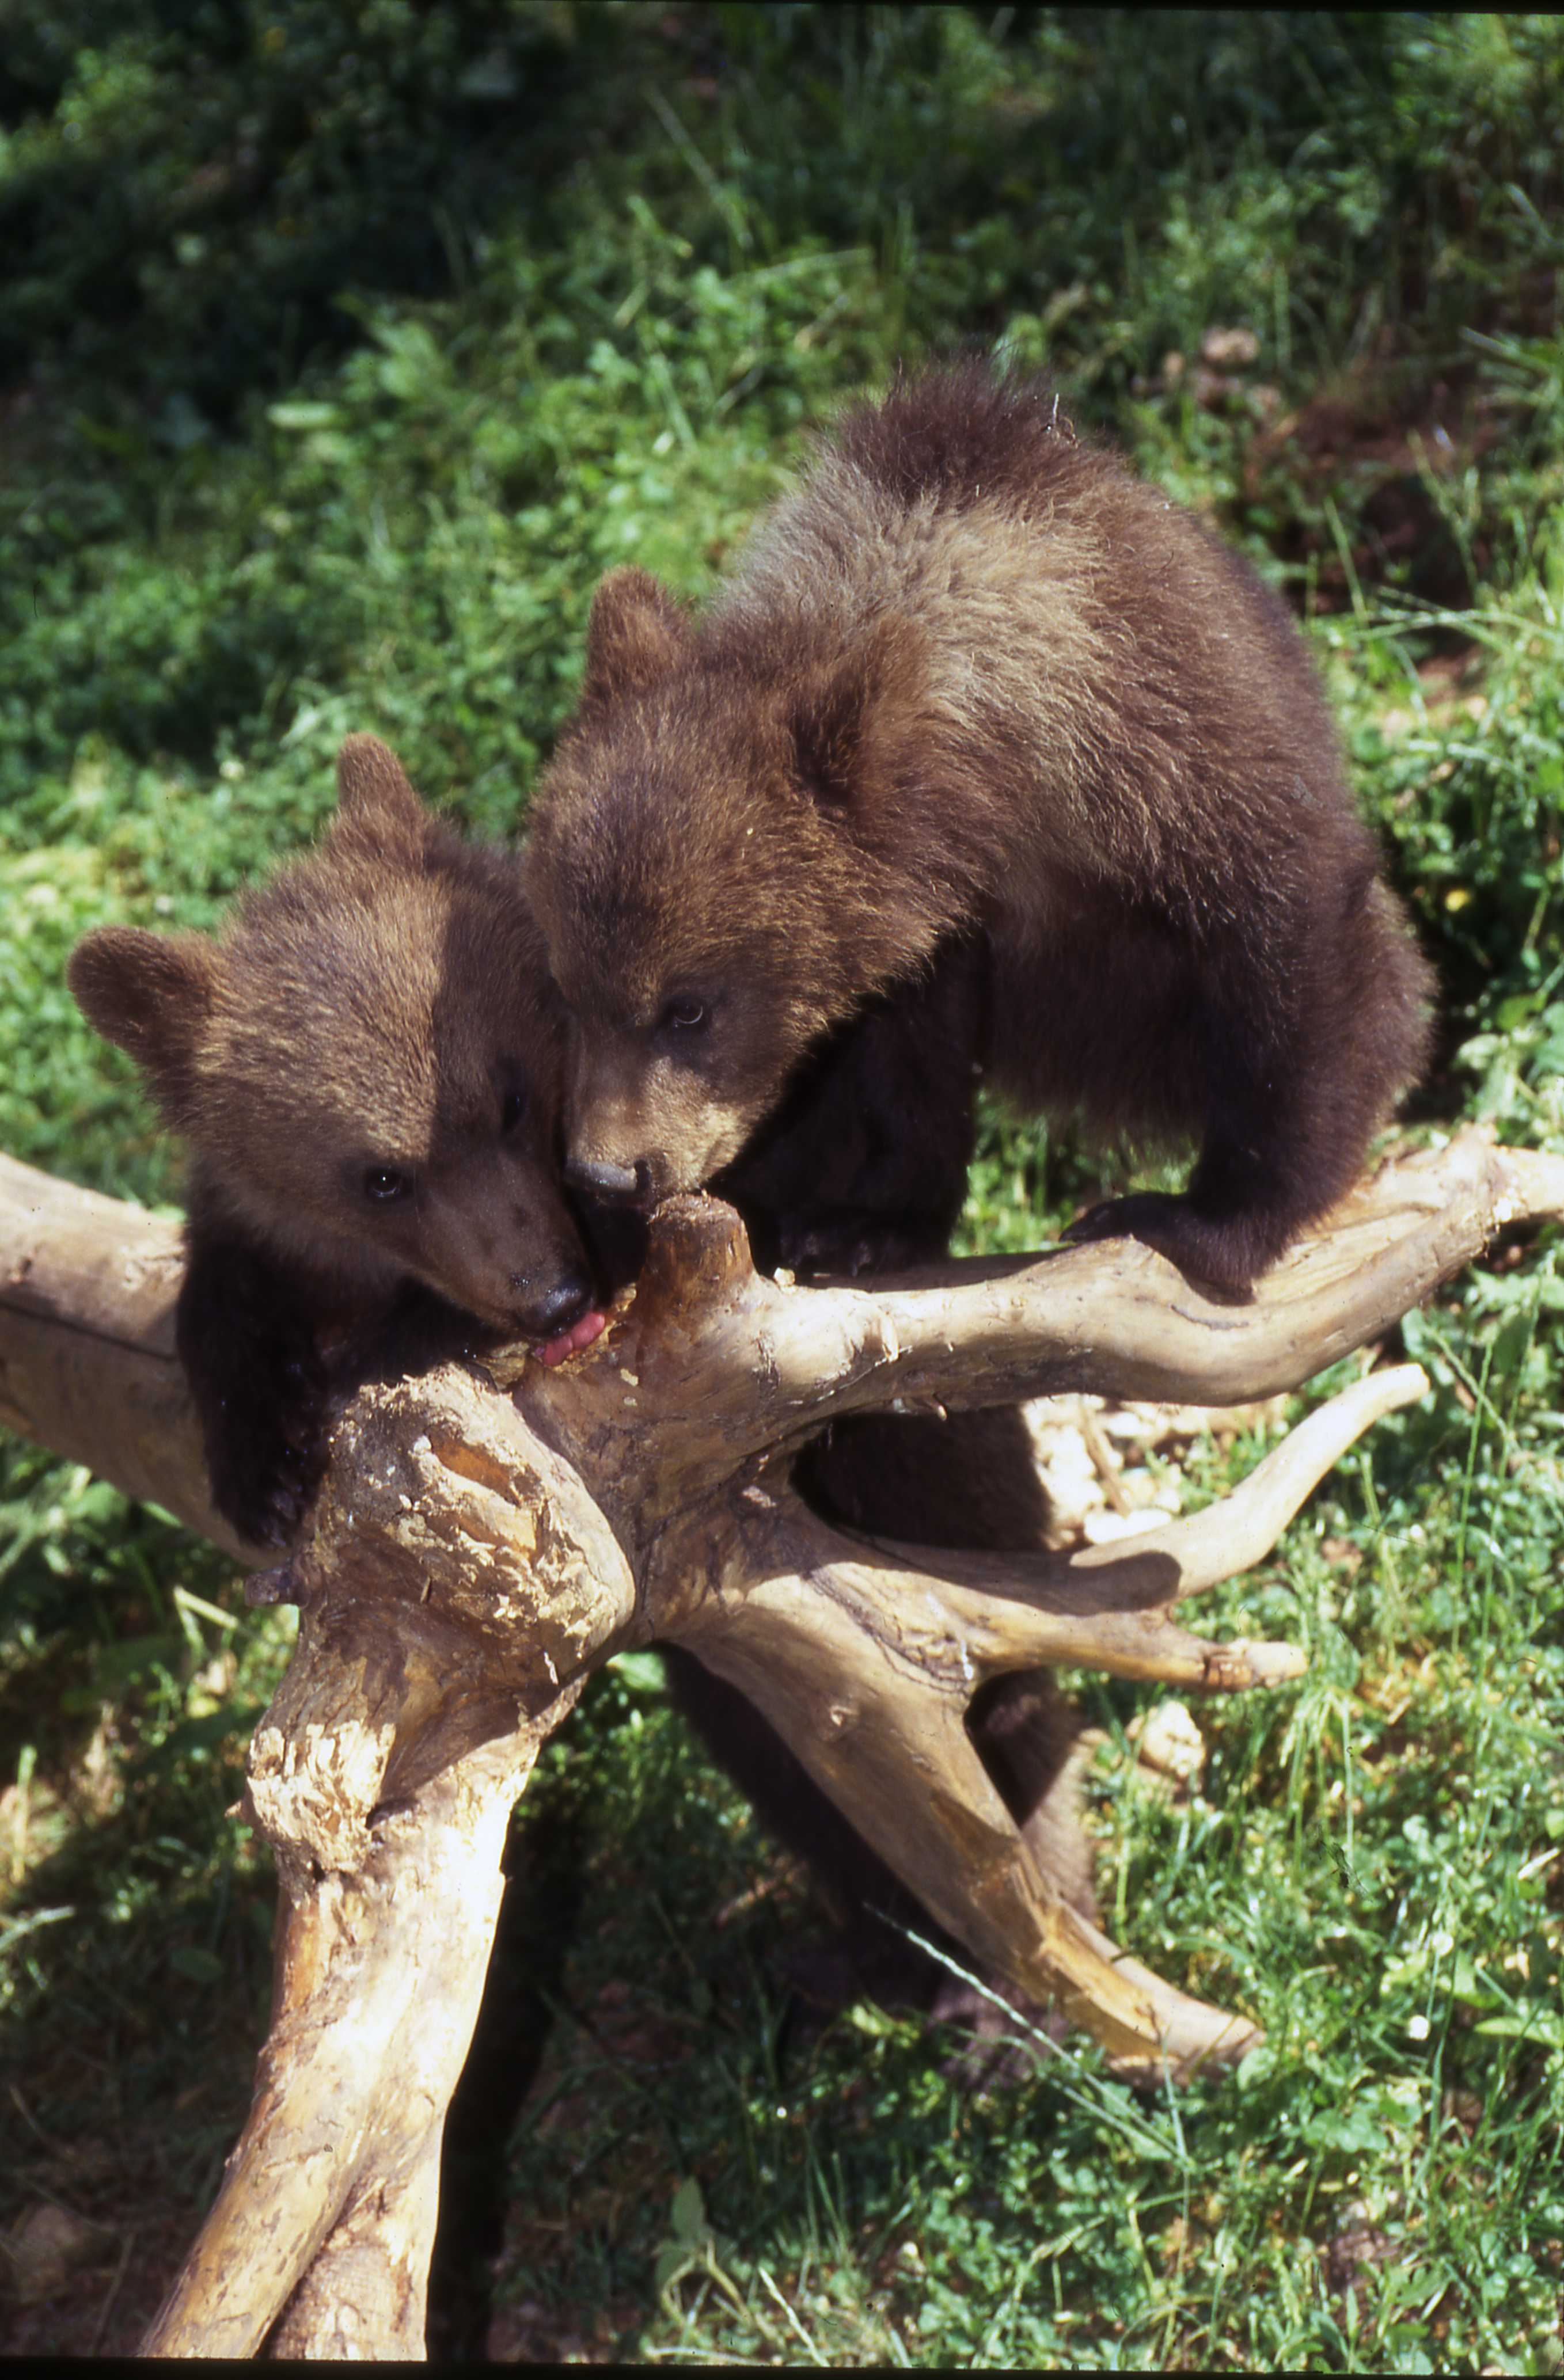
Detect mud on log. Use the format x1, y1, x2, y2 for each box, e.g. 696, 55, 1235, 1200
2, 1128, 1562, 2358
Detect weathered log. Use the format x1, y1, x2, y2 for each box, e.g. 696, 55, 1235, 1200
141, 1727, 573, 2359
0, 1153, 238, 1554
2, 1127, 1561, 2357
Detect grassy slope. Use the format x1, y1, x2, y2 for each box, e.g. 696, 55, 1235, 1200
1, 6, 1561, 2364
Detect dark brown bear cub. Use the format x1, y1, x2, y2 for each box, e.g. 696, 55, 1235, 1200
653, 927, 1098, 2031
527, 363, 1434, 1292
69, 735, 601, 1549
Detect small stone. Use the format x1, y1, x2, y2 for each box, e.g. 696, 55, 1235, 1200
1200, 324, 1259, 367
1131, 1700, 1206, 1785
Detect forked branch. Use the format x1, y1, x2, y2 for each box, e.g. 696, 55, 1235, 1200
1, 1126, 1560, 2355
652, 1360, 1426, 2081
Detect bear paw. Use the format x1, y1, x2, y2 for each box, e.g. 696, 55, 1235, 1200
1064, 1191, 1262, 1298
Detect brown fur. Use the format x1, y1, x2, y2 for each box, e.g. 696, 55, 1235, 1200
69, 735, 594, 1544
647, 928, 1096, 2036
78, 733, 1087, 2045
527, 363, 1435, 1290
712, 933, 989, 1276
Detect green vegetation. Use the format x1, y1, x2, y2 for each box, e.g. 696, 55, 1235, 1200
2, 6, 1561, 2364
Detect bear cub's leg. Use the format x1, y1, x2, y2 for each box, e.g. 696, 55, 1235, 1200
176, 1225, 333, 1550
1064, 1049, 1309, 1295
180, 1218, 498, 1550
1064, 874, 1433, 1294
715, 937, 988, 1281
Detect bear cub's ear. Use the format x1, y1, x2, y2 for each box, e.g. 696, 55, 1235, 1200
788, 623, 910, 812
579, 567, 693, 712
67, 927, 219, 1116
331, 734, 432, 856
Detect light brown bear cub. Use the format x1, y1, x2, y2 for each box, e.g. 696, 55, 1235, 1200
69, 735, 601, 1548
73, 732, 1089, 2041
527, 363, 1434, 1292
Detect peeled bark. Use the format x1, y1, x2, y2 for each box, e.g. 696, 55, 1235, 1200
2, 1128, 1561, 2357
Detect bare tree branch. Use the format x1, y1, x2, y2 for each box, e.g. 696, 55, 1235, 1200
858, 1358, 1433, 1645
142, 1723, 574, 2359
2, 1126, 1560, 2354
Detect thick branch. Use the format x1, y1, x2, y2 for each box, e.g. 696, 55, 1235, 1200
3, 1135, 1558, 1564
655, 1362, 1429, 2078
1, 1131, 1558, 2350
667, 1490, 1259, 2079
507, 1131, 1564, 1522
865, 1137, 1564, 1412
141, 1717, 575, 2359
0, 1152, 245, 1556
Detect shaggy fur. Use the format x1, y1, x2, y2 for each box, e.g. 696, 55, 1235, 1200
69, 736, 595, 1547
715, 933, 989, 1276
553, 915, 1095, 2018
527, 362, 1435, 1291
644, 927, 1096, 2028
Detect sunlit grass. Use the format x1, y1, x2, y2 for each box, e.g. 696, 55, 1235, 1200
2, 5, 1561, 2363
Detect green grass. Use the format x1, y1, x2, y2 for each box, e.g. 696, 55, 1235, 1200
2, 6, 1562, 2365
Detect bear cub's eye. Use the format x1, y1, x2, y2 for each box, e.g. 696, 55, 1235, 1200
500, 1085, 529, 1135
362, 1166, 413, 1204
660, 995, 709, 1033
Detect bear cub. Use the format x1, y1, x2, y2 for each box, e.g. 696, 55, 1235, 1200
527, 362, 1434, 1294
70, 732, 1091, 2041
69, 735, 602, 1549
651, 927, 1099, 2028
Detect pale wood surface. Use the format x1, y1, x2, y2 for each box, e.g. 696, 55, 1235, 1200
3, 1127, 1561, 2356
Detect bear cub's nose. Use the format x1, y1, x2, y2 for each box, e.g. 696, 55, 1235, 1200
563, 1156, 649, 1206
522, 1270, 597, 1336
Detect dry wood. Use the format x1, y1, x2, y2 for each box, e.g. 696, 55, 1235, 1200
0, 1153, 241, 1555
2, 1126, 1562, 2358
140, 1723, 578, 2359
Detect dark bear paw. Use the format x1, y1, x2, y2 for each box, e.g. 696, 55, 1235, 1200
775, 1926, 945, 2017
925, 1975, 1068, 2093
1064, 1191, 1262, 1298
779, 1213, 939, 1282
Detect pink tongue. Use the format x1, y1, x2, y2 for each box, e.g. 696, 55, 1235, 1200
536, 1307, 608, 1368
